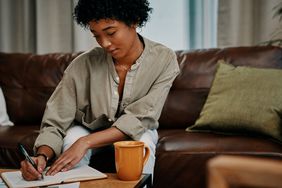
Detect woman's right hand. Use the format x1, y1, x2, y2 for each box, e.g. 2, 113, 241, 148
20, 155, 47, 181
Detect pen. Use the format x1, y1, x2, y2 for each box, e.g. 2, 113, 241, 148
18, 143, 44, 179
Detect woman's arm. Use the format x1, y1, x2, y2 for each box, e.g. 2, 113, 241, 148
46, 126, 128, 175
113, 52, 180, 141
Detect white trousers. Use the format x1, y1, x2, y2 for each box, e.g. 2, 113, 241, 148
63, 126, 158, 176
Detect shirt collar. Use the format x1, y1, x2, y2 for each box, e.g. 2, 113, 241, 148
106, 34, 153, 80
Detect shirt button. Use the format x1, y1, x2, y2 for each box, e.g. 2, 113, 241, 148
114, 91, 118, 96
116, 77, 119, 81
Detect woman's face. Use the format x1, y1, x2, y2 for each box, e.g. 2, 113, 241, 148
89, 19, 137, 60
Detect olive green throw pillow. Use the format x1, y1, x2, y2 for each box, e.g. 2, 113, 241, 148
186, 61, 282, 142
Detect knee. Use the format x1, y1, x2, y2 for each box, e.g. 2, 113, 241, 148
139, 130, 158, 154
63, 126, 90, 149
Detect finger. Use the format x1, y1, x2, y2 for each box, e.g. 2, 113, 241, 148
61, 160, 77, 172
21, 168, 38, 181
35, 157, 47, 173
20, 162, 41, 180
48, 162, 65, 175
20, 161, 35, 180
46, 157, 63, 175
26, 161, 42, 179
47, 158, 70, 176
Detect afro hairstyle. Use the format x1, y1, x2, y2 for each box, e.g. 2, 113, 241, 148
73, 0, 153, 28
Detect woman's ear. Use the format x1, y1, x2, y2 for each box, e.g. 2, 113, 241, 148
131, 23, 138, 29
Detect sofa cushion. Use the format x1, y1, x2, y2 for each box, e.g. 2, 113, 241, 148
187, 61, 282, 142
0, 52, 81, 125
159, 46, 282, 130
0, 125, 39, 167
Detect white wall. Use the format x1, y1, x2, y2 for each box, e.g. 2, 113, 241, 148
72, 0, 99, 52
140, 0, 188, 50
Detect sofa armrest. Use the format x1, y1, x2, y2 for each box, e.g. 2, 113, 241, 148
207, 155, 282, 188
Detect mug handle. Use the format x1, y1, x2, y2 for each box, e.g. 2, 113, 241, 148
143, 145, 150, 166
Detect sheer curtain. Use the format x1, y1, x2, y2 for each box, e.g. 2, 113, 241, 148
217, 0, 282, 47
0, 0, 36, 53
0, 0, 219, 53
187, 0, 218, 49
0, 0, 97, 54
140, 0, 218, 50
140, 0, 189, 50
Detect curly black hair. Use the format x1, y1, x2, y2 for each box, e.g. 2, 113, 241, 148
73, 0, 152, 28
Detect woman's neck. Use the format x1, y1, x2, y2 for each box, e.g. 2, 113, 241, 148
114, 34, 144, 66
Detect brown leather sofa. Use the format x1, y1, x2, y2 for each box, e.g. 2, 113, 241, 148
1, 46, 282, 188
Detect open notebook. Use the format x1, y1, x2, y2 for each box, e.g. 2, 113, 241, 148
1, 165, 107, 188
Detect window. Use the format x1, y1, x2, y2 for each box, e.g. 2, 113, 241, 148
140, 0, 218, 50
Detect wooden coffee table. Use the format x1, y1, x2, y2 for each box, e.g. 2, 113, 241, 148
0, 169, 152, 188
80, 173, 151, 188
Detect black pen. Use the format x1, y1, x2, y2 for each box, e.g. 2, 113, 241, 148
18, 143, 44, 179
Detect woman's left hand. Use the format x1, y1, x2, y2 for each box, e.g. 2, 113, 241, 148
46, 136, 90, 176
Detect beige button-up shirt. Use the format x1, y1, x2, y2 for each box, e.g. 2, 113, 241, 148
34, 36, 180, 157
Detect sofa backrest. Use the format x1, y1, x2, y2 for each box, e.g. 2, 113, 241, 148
159, 46, 282, 129
1, 46, 282, 128
0, 52, 80, 125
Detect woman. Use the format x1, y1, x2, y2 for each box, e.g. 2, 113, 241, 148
20, 0, 179, 180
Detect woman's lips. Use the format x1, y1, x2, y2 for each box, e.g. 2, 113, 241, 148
109, 49, 118, 55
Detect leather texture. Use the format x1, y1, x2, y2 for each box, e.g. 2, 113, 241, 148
1, 46, 282, 188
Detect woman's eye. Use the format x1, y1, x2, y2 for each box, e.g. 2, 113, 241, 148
107, 31, 116, 36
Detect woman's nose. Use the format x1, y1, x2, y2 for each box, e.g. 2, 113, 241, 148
100, 38, 111, 49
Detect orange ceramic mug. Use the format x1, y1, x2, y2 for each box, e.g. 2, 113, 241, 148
114, 141, 150, 181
